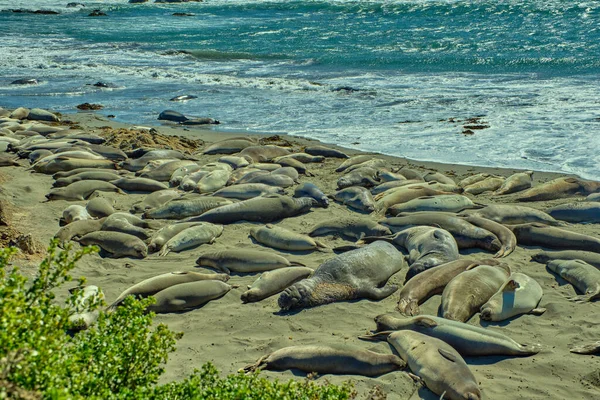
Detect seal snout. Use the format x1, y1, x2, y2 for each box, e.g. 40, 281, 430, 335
479, 308, 492, 321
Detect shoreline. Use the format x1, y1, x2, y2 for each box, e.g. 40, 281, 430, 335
1, 107, 599, 399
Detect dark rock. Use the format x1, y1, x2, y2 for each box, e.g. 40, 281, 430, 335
11, 78, 38, 85
66, 3, 85, 7
173, 13, 195, 17
88, 9, 106, 17
181, 118, 219, 125
129, 0, 149, 3
76, 103, 104, 110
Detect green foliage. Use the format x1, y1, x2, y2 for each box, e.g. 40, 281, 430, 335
0, 241, 355, 400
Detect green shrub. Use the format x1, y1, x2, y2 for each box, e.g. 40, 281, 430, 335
0, 241, 355, 399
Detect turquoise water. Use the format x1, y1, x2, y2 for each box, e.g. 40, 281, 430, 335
1, 0, 599, 178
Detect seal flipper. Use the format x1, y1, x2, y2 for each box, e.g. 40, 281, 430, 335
529, 307, 546, 315
438, 348, 458, 363
241, 354, 269, 373
570, 341, 600, 355
357, 331, 392, 341
360, 284, 399, 300
414, 316, 438, 329
289, 260, 306, 267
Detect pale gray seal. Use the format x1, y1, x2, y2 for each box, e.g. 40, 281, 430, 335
86, 197, 115, 218
241, 267, 313, 303
517, 177, 600, 202
146, 280, 231, 313
460, 204, 565, 226
463, 176, 504, 195
158, 223, 223, 256
250, 224, 329, 252
396, 259, 500, 316
54, 218, 106, 244
460, 215, 517, 258
546, 201, 600, 223
509, 223, 600, 253
202, 137, 256, 155
441, 263, 511, 322
293, 182, 329, 207
278, 241, 406, 310
53, 171, 122, 188
337, 167, 379, 189
186, 195, 316, 224
375, 330, 481, 400
196, 249, 305, 274
388, 194, 481, 215
143, 197, 232, 219
366, 314, 540, 357
480, 273, 545, 321
130, 189, 180, 213
108, 271, 230, 310
335, 155, 374, 172
238, 145, 291, 163
242, 345, 405, 377
213, 183, 284, 200
546, 259, 600, 302
304, 145, 349, 159
374, 183, 452, 215
494, 171, 533, 195
531, 250, 600, 268
46, 180, 122, 201
332, 186, 376, 213
77, 231, 148, 258
110, 177, 169, 193
101, 215, 152, 241
62, 205, 91, 224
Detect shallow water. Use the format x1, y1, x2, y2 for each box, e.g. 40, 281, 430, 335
1, 0, 598, 178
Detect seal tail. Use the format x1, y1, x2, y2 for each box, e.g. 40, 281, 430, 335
518, 343, 542, 356
240, 355, 269, 374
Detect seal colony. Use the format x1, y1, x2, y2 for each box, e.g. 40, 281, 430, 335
0, 107, 598, 399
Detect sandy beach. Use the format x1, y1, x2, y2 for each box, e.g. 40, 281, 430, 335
1, 109, 599, 400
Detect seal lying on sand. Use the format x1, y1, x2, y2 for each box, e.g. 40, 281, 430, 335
77, 231, 148, 258
546, 201, 600, 223
278, 241, 406, 311
365, 314, 541, 357
362, 226, 459, 281
250, 224, 329, 252
480, 273, 546, 321
374, 330, 481, 400
108, 271, 230, 310
531, 250, 600, 268
308, 217, 391, 240
242, 345, 405, 376
546, 259, 600, 302
516, 177, 600, 202
396, 259, 500, 316
196, 249, 305, 274
241, 267, 313, 303
508, 223, 600, 253
186, 195, 316, 224
146, 280, 231, 313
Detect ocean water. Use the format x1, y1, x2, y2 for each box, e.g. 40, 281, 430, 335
0, 0, 599, 179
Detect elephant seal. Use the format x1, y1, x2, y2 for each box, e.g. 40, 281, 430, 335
250, 224, 329, 252
143, 197, 232, 219
374, 183, 453, 215
382, 212, 502, 253
46, 180, 122, 201
110, 177, 168, 193
271, 156, 314, 175
517, 177, 600, 202
137, 160, 197, 181
441, 263, 511, 322
460, 204, 565, 226
337, 167, 379, 189
271, 166, 299, 181
546, 259, 600, 302
131, 189, 180, 213
158, 223, 223, 256
101, 215, 151, 241
366, 314, 540, 356
509, 223, 600, 253
196, 249, 305, 274
460, 215, 517, 258
587, 193, 600, 202
458, 173, 492, 188
278, 241, 405, 310
531, 250, 600, 268
362, 226, 459, 281
197, 169, 231, 193
86, 197, 115, 218
396, 259, 500, 316
213, 183, 284, 200
293, 182, 329, 207
68, 285, 103, 331
246, 173, 295, 188
241, 267, 313, 303
304, 145, 349, 159
53, 167, 125, 179
202, 138, 256, 155
62, 205, 92, 224
345, 158, 389, 173
480, 273, 545, 321
34, 157, 115, 174
186, 195, 316, 224
218, 155, 250, 169
494, 171, 533, 195
570, 341, 600, 355
77, 231, 148, 258
388, 194, 481, 215
308, 217, 391, 240
462, 176, 504, 195
54, 218, 106, 244
422, 171, 455, 185
53, 171, 122, 188
335, 155, 373, 172
377, 331, 481, 400
242, 345, 405, 377
332, 186, 376, 213
108, 271, 230, 310
170, 165, 202, 186
238, 145, 291, 162
148, 222, 203, 253
146, 280, 231, 313
546, 201, 600, 223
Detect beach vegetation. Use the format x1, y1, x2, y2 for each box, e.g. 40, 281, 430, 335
0, 241, 355, 399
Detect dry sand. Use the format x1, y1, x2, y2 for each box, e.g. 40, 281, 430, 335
1, 111, 598, 399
